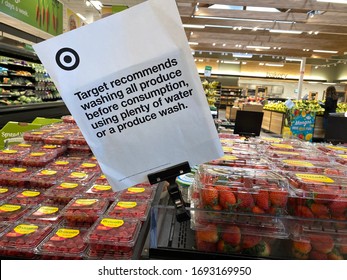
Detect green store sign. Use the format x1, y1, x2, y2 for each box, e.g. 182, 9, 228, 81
0, 0, 63, 36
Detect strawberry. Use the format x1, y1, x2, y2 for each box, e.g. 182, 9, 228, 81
201, 186, 218, 207
269, 190, 288, 207
291, 240, 312, 259
310, 203, 331, 219
329, 199, 347, 217
252, 205, 265, 214
219, 190, 236, 210
242, 240, 271, 257
294, 205, 314, 219
253, 190, 270, 210
309, 250, 328, 260
195, 225, 219, 243
221, 226, 241, 246
309, 234, 334, 254
327, 248, 344, 260
217, 240, 241, 254
241, 234, 262, 249
236, 192, 254, 211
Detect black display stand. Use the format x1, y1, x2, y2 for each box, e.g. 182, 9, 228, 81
148, 162, 191, 222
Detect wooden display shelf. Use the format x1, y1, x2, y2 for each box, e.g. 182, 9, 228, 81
261, 109, 285, 135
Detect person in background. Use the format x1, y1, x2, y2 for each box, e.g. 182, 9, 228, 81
322, 85, 338, 129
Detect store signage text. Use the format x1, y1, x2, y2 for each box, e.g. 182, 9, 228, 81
266, 72, 288, 79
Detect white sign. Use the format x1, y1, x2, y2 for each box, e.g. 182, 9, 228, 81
33, 0, 223, 191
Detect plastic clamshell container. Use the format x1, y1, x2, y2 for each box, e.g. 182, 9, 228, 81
84, 217, 140, 259
191, 208, 288, 258
68, 134, 88, 145
61, 197, 109, 228
287, 222, 347, 260
193, 165, 290, 215
208, 156, 270, 170
106, 199, 150, 221
22, 130, 49, 143
7, 189, 46, 206
0, 167, 34, 187
44, 182, 87, 205
83, 183, 119, 201
317, 144, 347, 155
64, 170, 97, 185
0, 149, 28, 165
75, 161, 101, 173
93, 174, 109, 185
43, 133, 69, 145
8, 142, 34, 151
46, 156, 81, 171
24, 204, 64, 224
29, 169, 66, 189
0, 187, 19, 202
335, 154, 347, 166
37, 226, 88, 259
274, 159, 347, 176
285, 172, 347, 220
0, 221, 53, 258
118, 184, 156, 202
0, 203, 31, 222
265, 149, 331, 162
19, 150, 57, 167
66, 144, 92, 155
37, 144, 67, 157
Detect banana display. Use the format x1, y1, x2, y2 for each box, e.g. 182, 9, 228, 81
264, 100, 347, 115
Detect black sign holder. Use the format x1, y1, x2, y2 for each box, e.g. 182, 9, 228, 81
148, 161, 191, 222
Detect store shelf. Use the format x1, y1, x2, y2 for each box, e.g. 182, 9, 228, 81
0, 101, 70, 127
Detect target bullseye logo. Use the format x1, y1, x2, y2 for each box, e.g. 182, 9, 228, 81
55, 48, 80, 71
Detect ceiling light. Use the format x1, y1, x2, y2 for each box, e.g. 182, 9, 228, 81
313, 49, 338, 53
222, 43, 226, 47
193, 15, 273, 23
212, 43, 216, 46
188, 42, 199, 45
223, 60, 240, 64
246, 45, 271, 50
270, 29, 303, 34
76, 13, 86, 21
286, 57, 303, 62
265, 63, 284, 67
182, 24, 205, 29
233, 53, 253, 58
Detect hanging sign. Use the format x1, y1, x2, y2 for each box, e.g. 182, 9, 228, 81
33, 0, 223, 191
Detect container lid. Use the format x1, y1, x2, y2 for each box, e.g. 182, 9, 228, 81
176, 173, 195, 187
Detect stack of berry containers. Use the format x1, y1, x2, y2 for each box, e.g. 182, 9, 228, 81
29, 169, 68, 189
66, 132, 92, 155
83, 182, 120, 202
191, 209, 289, 258
37, 144, 67, 157
284, 173, 347, 222
61, 197, 109, 228
84, 216, 141, 259
24, 203, 65, 225
191, 165, 290, 216
7, 189, 46, 206
273, 159, 347, 176
0, 167, 34, 188
106, 198, 151, 222
36, 226, 89, 259
18, 150, 57, 168
118, 183, 157, 202
0, 202, 32, 223
0, 149, 29, 166
43, 181, 88, 206
0, 187, 19, 202
0, 221, 54, 259
208, 156, 271, 170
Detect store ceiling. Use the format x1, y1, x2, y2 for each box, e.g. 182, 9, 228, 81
3, 0, 347, 65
